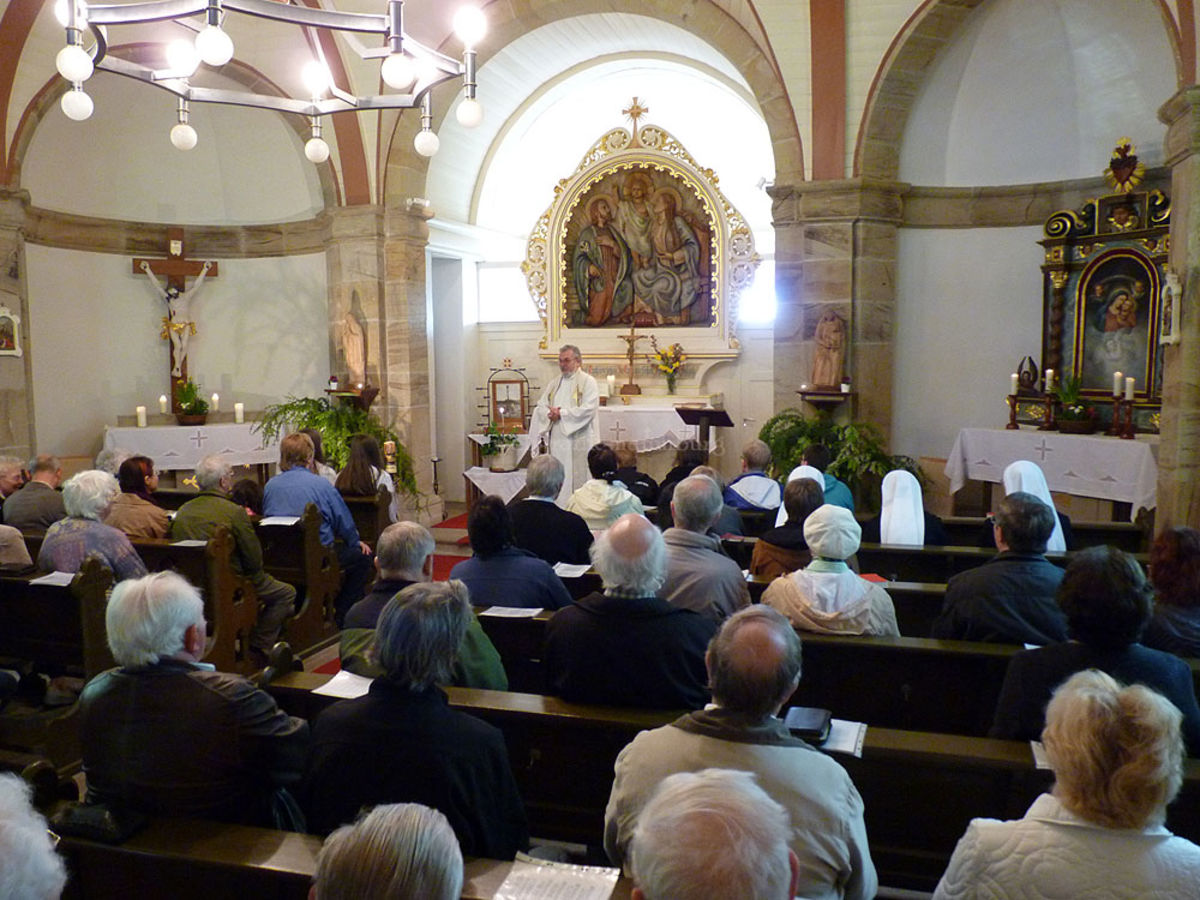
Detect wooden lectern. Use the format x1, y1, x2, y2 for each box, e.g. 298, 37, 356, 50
674, 406, 734, 461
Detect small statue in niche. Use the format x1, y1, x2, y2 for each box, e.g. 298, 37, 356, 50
341, 293, 367, 386
811, 310, 846, 388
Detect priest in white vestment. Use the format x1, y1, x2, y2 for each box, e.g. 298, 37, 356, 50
529, 345, 600, 505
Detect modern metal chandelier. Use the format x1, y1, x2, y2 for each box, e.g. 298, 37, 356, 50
53, 0, 486, 161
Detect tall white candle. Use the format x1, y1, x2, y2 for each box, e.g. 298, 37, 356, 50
1044, 369, 1054, 390
1112, 371, 1123, 396
136, 406, 147, 428
606, 374, 616, 397
1125, 376, 1135, 401
1010, 373, 1019, 394
210, 393, 219, 412
234, 402, 245, 424
158, 394, 168, 414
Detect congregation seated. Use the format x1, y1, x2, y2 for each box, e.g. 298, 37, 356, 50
605, 605, 877, 900
627, 769, 801, 900
450, 495, 572, 610
79, 571, 308, 826
687, 465, 743, 535
230, 476, 263, 516
654, 439, 708, 527
613, 441, 659, 507
938, 670, 1200, 897
751, 476, 824, 578
170, 454, 297, 666
990, 546, 1200, 754
544, 513, 715, 709
763, 505, 899, 637
660, 474, 750, 622
723, 439, 781, 512
103, 454, 168, 539
304, 581, 529, 857
566, 442, 644, 529
263, 432, 372, 625
1142, 526, 1200, 658
312, 802, 463, 900
38, 470, 147, 580
973, 459, 1073, 551
508, 455, 593, 566
1, 454, 65, 531
772, 463, 822, 527
0, 773, 68, 899
932, 491, 1067, 645
340, 522, 506, 689
0, 455, 24, 514
335, 433, 398, 524
858, 469, 948, 546
796, 442, 854, 513
0, 523, 32, 571
300, 427, 338, 484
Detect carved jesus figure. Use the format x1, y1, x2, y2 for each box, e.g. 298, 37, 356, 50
142, 259, 213, 377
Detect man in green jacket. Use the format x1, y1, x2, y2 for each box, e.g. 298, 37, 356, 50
339, 521, 507, 690
170, 454, 297, 666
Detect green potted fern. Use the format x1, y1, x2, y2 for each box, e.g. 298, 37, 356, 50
175, 379, 209, 426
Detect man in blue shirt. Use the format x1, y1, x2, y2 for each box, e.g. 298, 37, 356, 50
263, 432, 372, 624
723, 440, 782, 512
802, 443, 854, 512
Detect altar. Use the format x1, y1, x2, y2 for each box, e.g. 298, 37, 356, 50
103, 423, 279, 473
945, 427, 1158, 520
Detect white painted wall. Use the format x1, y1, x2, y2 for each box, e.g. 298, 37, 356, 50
892, 226, 1044, 462
25, 245, 329, 458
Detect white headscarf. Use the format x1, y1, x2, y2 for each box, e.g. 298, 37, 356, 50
776, 465, 824, 527
1002, 460, 1066, 553
880, 470, 925, 545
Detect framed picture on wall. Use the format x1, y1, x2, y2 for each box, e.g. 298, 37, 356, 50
1073, 248, 1158, 397
0, 304, 22, 356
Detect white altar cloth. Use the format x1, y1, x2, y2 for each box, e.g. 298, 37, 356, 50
103, 423, 279, 472
463, 467, 529, 504
944, 427, 1158, 519
468, 405, 701, 456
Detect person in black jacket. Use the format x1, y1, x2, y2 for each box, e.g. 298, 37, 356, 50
509, 455, 593, 566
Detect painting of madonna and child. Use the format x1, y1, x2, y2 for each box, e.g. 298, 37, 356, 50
565, 168, 716, 328
1074, 251, 1159, 394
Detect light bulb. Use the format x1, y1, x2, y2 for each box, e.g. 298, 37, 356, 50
170, 122, 198, 150
53, 0, 87, 28
452, 6, 486, 47
413, 129, 439, 157
195, 24, 234, 66
166, 39, 199, 76
305, 136, 330, 163
60, 87, 93, 121
301, 61, 330, 97
380, 52, 416, 90
456, 97, 483, 128
56, 44, 93, 82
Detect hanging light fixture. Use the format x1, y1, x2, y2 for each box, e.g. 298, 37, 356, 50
53, 0, 487, 164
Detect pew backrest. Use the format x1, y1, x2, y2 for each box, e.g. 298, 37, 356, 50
255, 503, 339, 654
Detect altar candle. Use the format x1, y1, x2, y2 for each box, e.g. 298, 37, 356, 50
1112, 371, 1123, 396
136, 406, 147, 428
606, 374, 615, 396
211, 393, 219, 412
1010, 373, 1018, 395
234, 402, 245, 424
1044, 369, 1054, 390
158, 394, 168, 414
1125, 376, 1135, 401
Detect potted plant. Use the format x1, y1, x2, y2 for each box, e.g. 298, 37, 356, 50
1055, 375, 1098, 434
758, 409, 923, 514
480, 420, 521, 472
175, 379, 209, 426
256, 395, 418, 500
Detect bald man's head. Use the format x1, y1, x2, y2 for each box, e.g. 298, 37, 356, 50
591, 514, 666, 596
707, 606, 802, 719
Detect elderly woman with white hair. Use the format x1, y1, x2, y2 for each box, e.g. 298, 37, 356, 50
935, 669, 1200, 898
37, 470, 147, 580
763, 504, 899, 636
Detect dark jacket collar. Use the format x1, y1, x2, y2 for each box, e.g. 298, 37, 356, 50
672, 706, 808, 748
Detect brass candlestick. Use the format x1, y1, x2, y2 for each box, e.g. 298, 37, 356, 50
1006, 394, 1020, 429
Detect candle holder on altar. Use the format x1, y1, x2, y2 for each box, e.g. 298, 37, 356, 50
1036, 392, 1058, 431
1005, 394, 1020, 430
1119, 399, 1136, 440
1106, 396, 1124, 436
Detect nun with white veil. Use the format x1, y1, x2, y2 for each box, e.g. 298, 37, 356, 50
1002, 461, 1070, 553
774, 465, 824, 527
859, 470, 949, 546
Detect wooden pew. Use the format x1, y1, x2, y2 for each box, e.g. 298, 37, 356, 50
744, 573, 946, 636
941, 515, 1149, 553
266, 672, 1200, 893
0, 558, 114, 767
24, 528, 261, 676
57, 819, 633, 900
255, 504, 340, 655
342, 489, 390, 551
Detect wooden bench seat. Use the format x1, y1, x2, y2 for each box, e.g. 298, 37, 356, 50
255, 504, 340, 655
265, 672, 1200, 892
744, 573, 946, 635
941, 515, 1148, 553
342, 489, 390, 551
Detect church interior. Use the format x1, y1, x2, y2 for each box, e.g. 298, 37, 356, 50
4, 0, 1200, 895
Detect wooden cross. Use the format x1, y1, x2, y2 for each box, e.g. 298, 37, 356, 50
618, 322, 648, 395
132, 227, 218, 412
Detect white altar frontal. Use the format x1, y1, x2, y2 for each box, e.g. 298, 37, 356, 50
945, 427, 1158, 520
104, 423, 280, 472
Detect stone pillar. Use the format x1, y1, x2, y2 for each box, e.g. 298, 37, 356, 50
770, 179, 903, 439
327, 206, 386, 387
0, 190, 33, 458
1157, 88, 1200, 530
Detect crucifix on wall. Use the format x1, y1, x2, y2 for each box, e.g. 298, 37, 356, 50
132, 228, 217, 409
